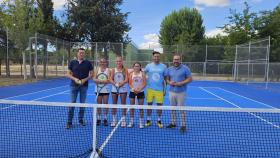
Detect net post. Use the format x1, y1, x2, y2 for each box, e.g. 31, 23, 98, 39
90, 106, 98, 158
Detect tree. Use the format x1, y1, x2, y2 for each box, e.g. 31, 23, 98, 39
159, 8, 205, 46
221, 2, 258, 45
258, 5, 280, 62
65, 0, 130, 60
159, 8, 205, 62
65, 0, 130, 42
0, 0, 43, 77
35, 0, 56, 78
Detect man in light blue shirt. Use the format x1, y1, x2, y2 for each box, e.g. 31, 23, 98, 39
144, 51, 167, 128
165, 54, 192, 133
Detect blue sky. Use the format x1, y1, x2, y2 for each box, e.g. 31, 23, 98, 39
51, 0, 279, 49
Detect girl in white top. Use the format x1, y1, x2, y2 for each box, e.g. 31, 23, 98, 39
128, 62, 146, 128
110, 56, 129, 127
93, 58, 111, 126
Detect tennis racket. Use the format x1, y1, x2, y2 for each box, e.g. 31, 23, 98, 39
96, 73, 108, 102
114, 72, 125, 94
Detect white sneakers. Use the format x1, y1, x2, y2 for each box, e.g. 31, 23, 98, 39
111, 120, 116, 127
121, 117, 126, 127
127, 120, 133, 128
110, 117, 144, 128
139, 121, 144, 128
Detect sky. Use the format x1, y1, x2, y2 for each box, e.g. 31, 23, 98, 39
2, 0, 278, 49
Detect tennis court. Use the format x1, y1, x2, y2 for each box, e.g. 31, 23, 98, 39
0, 78, 280, 157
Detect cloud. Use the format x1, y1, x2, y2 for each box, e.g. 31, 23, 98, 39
143, 34, 159, 43
194, 5, 205, 11
52, 0, 67, 10
194, 0, 230, 7
205, 28, 228, 37
139, 34, 162, 52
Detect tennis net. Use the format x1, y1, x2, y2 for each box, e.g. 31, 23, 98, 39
0, 99, 279, 158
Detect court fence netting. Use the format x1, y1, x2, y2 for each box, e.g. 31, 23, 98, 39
0, 99, 280, 158
1, 31, 279, 91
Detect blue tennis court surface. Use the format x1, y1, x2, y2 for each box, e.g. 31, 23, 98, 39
0, 78, 280, 157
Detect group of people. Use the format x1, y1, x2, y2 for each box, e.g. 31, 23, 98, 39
66, 48, 192, 133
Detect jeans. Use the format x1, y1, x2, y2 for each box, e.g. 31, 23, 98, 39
67, 85, 88, 124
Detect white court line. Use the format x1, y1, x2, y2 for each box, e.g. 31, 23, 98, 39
95, 110, 130, 157
0, 90, 69, 110
199, 87, 280, 129
3, 85, 68, 99
217, 87, 277, 109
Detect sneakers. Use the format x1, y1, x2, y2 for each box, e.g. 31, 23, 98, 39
66, 123, 72, 129
139, 122, 144, 128
79, 120, 85, 126
145, 120, 152, 127
166, 123, 176, 128
103, 119, 108, 126
121, 118, 126, 127
111, 120, 116, 127
97, 119, 101, 126
180, 126, 186, 133
127, 121, 134, 128
157, 121, 163, 128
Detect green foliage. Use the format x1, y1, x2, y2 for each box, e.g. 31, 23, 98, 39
36, 0, 55, 36
258, 5, 280, 61
221, 2, 258, 44
65, 0, 131, 43
159, 8, 205, 46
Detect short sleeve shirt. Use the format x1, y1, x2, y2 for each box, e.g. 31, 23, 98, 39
68, 59, 93, 86
165, 64, 192, 93
144, 63, 167, 91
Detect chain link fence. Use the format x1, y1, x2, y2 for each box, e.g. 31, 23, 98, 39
0, 32, 279, 91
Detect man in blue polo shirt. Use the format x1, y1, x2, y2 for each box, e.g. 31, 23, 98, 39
66, 48, 93, 129
165, 54, 192, 133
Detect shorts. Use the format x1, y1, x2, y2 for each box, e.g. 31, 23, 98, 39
111, 92, 127, 95
129, 91, 145, 99
169, 91, 186, 106
146, 88, 164, 104
95, 93, 110, 96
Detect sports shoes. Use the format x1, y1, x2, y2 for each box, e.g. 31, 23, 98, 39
103, 119, 108, 126
145, 120, 152, 127
139, 121, 144, 128
66, 123, 72, 129
166, 123, 176, 128
157, 121, 163, 128
79, 120, 85, 126
121, 118, 126, 127
127, 121, 133, 128
111, 120, 116, 127
97, 119, 101, 126
180, 126, 186, 133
